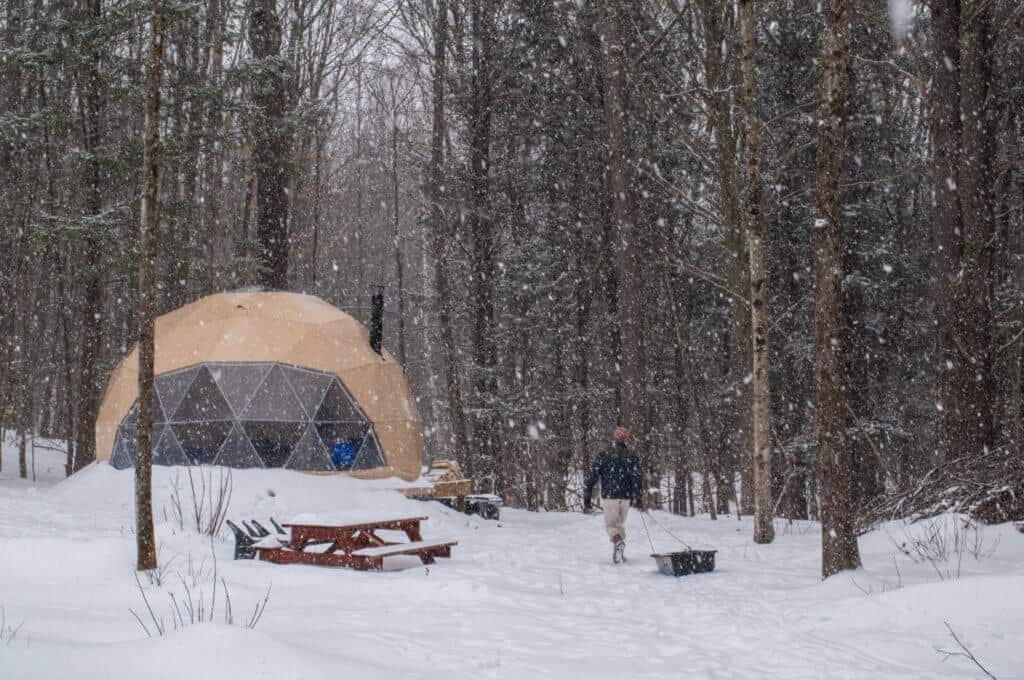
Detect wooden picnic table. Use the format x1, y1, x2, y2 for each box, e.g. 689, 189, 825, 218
254, 513, 456, 571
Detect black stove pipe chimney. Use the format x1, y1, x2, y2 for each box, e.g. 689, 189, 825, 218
369, 287, 384, 356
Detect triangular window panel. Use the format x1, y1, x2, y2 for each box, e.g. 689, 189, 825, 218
315, 421, 368, 449
212, 422, 265, 468
172, 421, 232, 465
121, 416, 139, 440
243, 421, 306, 468
284, 424, 334, 471
111, 430, 135, 469
126, 396, 165, 426
283, 366, 334, 419
153, 426, 190, 466
352, 430, 385, 471
315, 380, 365, 423
241, 364, 306, 421
156, 367, 199, 423
153, 392, 166, 424
123, 403, 139, 429
211, 363, 271, 417
174, 366, 232, 422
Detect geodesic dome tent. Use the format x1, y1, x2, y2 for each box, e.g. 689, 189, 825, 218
94, 291, 423, 481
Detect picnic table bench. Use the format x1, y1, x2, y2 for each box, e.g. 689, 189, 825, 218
252, 513, 457, 571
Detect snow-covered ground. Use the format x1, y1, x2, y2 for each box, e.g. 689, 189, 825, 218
2, 435, 1022, 679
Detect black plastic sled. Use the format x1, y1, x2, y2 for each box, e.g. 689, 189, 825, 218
651, 549, 717, 577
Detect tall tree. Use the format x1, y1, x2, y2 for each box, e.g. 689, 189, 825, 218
467, 0, 499, 483
931, 0, 997, 465
814, 0, 860, 577
249, 0, 292, 289
600, 1, 645, 456
739, 0, 774, 544
695, 0, 752, 517
70, 0, 108, 475
136, 0, 166, 573
427, 0, 470, 475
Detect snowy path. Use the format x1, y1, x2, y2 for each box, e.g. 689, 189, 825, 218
1, 447, 1021, 679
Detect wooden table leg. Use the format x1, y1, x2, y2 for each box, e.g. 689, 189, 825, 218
402, 520, 423, 543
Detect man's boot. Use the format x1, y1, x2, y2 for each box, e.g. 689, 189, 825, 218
612, 534, 625, 564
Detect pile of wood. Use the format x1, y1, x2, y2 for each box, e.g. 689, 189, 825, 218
400, 459, 472, 499
860, 445, 1024, 530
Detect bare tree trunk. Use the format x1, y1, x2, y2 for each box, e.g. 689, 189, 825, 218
391, 100, 406, 365
775, 0, 807, 517
202, 0, 225, 293
699, 0, 753, 518
249, 0, 291, 290
428, 0, 470, 474
19, 427, 29, 479
952, 0, 996, 458
931, 0, 996, 466
572, 167, 594, 490
662, 253, 718, 520
600, 1, 645, 457
468, 0, 498, 484
739, 0, 774, 544
71, 0, 106, 475
814, 0, 860, 578
136, 0, 165, 573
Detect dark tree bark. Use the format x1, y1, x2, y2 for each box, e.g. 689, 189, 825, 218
572, 165, 594, 499
428, 0, 470, 476
814, 0, 861, 578
71, 0, 107, 475
201, 0, 225, 293
663, 262, 718, 521
775, 0, 808, 520
931, 0, 997, 466
468, 0, 498, 484
249, 0, 291, 290
599, 1, 646, 457
739, 0, 774, 544
136, 0, 166, 573
698, 0, 752, 518
391, 95, 406, 366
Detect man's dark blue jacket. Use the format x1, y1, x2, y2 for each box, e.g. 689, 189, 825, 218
583, 443, 643, 501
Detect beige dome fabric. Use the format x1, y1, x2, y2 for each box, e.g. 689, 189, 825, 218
95, 291, 423, 481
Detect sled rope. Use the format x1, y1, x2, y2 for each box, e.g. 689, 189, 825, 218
639, 510, 657, 554
641, 510, 693, 551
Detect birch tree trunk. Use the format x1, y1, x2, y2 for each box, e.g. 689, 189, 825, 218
738, 0, 773, 544
814, 0, 860, 578
136, 0, 165, 573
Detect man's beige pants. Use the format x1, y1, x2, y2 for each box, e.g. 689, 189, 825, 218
602, 499, 630, 542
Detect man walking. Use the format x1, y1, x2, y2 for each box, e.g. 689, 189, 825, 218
583, 427, 644, 563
